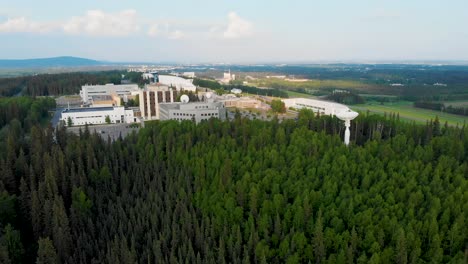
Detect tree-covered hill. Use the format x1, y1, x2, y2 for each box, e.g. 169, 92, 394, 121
0, 57, 103, 69
0, 101, 467, 263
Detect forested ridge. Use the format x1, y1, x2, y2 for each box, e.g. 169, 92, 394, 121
0, 99, 467, 263
0, 71, 145, 97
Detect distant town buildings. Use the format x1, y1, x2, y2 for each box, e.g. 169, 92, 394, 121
219, 70, 236, 84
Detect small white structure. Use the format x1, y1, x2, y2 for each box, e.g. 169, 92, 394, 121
231, 88, 242, 94
61, 106, 136, 126
158, 75, 197, 92
283, 98, 359, 145
80, 84, 139, 104
336, 110, 359, 146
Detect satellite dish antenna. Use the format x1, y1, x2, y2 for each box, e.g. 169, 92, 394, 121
180, 94, 190, 103
205, 92, 213, 99
336, 110, 359, 146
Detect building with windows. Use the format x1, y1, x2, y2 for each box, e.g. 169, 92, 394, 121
61, 106, 136, 126
159, 101, 226, 123
80, 84, 139, 104
282, 98, 350, 116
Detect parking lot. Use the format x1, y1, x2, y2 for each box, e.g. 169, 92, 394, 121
67, 123, 141, 141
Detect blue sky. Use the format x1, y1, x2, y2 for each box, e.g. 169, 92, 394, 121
1, 0, 467, 63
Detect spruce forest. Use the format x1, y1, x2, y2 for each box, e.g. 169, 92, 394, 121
0, 97, 467, 263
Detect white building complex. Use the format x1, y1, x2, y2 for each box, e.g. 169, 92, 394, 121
61, 106, 136, 126
80, 84, 139, 104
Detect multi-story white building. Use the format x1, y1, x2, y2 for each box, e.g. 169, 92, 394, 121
61, 106, 136, 126
138, 86, 178, 120
80, 84, 140, 104
159, 101, 226, 123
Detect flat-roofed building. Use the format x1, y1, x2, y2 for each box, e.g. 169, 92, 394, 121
61, 106, 136, 126
158, 75, 196, 92
90, 94, 122, 107
80, 84, 139, 104
282, 98, 350, 116
159, 101, 226, 123
223, 97, 264, 109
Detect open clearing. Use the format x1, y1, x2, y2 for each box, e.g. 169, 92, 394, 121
351, 101, 468, 126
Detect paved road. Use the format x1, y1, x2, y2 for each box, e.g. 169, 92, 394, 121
51, 108, 64, 127
67, 123, 141, 141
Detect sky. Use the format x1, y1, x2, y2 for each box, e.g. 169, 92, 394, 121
0, 0, 467, 63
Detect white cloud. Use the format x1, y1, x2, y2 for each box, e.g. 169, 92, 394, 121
63, 9, 140, 36
0, 17, 56, 33
223, 12, 253, 39
147, 24, 161, 37
147, 23, 185, 40
168, 30, 185, 40
0, 10, 253, 41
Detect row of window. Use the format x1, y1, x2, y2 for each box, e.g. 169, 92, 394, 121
172, 117, 213, 121
174, 113, 195, 117
297, 103, 325, 111
195, 106, 209, 109
201, 113, 218, 117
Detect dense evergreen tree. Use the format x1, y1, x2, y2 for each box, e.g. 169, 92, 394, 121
0, 97, 467, 263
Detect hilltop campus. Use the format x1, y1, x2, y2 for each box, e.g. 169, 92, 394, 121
59, 71, 358, 144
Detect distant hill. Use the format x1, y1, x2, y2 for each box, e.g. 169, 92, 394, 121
0, 56, 106, 68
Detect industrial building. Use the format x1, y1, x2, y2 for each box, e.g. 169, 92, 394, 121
159, 101, 226, 123
61, 106, 136, 126
80, 84, 140, 104
282, 98, 350, 116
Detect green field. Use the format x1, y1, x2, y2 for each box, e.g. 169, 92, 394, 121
285, 90, 316, 98
351, 101, 468, 126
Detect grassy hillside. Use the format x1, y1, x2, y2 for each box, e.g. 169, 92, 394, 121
351, 101, 468, 126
